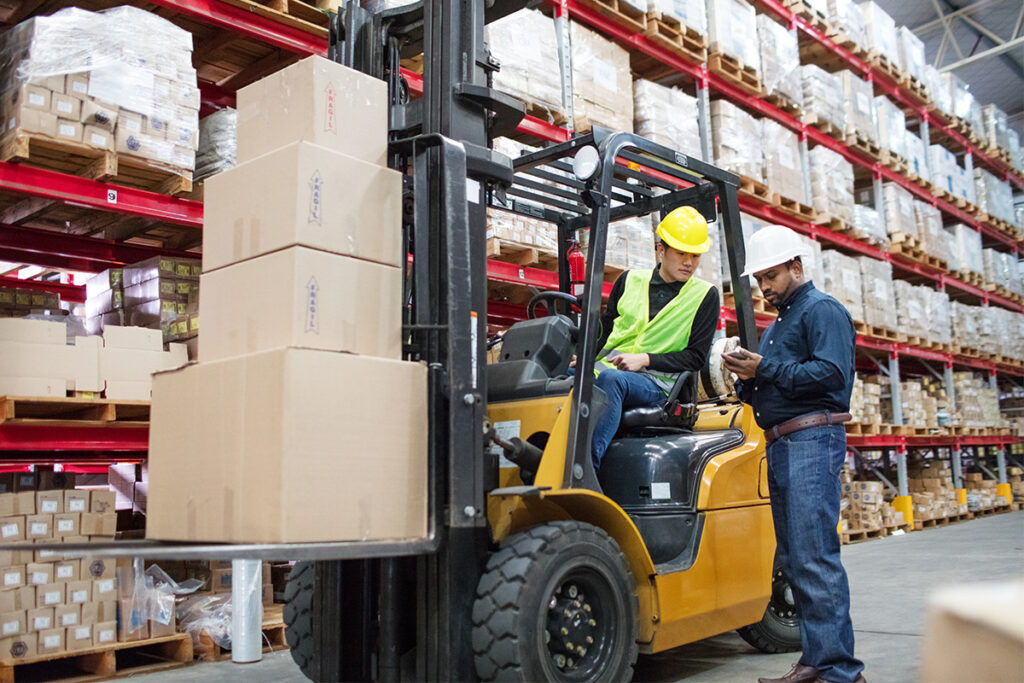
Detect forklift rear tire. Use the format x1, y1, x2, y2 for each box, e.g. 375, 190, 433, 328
283, 561, 317, 679
736, 566, 802, 653
471, 521, 639, 682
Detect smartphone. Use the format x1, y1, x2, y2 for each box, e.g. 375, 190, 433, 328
725, 349, 748, 360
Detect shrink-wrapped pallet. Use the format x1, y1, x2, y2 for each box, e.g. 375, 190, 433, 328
0, 6, 199, 177
858, 256, 897, 330
949, 74, 984, 135
981, 104, 1009, 152
953, 162, 976, 205
756, 15, 801, 107
808, 145, 854, 226
1008, 129, 1022, 174
924, 65, 952, 117
647, 0, 707, 34
570, 22, 633, 133
762, 119, 805, 204
840, 71, 877, 140
976, 306, 1002, 356
709, 99, 763, 181
893, 281, 928, 339
633, 80, 701, 157
606, 216, 657, 271
981, 248, 1012, 291
852, 204, 888, 246
973, 168, 1015, 225
950, 301, 979, 347
881, 183, 916, 240
820, 250, 864, 323
897, 26, 926, 83
695, 220, 724, 289
904, 129, 928, 180
913, 201, 949, 265
859, 2, 901, 68
195, 108, 236, 182
874, 95, 905, 159
706, 0, 760, 71
486, 208, 558, 254
800, 65, 844, 133
487, 10, 565, 123
945, 224, 984, 276
928, 144, 957, 195
827, 0, 867, 48
924, 288, 952, 345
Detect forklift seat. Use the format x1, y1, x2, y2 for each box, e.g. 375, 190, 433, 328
618, 370, 699, 433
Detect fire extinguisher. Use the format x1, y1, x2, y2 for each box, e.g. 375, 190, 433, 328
567, 239, 586, 299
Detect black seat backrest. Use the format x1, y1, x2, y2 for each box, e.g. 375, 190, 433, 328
487, 316, 576, 403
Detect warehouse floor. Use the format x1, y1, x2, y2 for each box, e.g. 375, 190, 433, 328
139, 512, 1023, 683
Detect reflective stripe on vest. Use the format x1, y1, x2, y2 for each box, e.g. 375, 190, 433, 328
597, 269, 712, 393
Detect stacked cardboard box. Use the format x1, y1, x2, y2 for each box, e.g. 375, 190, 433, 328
897, 380, 939, 429
84, 269, 124, 335
874, 96, 906, 160
927, 144, 959, 196
858, 257, 897, 330
706, 0, 760, 70
486, 208, 558, 254
808, 146, 854, 226
820, 250, 864, 322
147, 57, 428, 545
120, 257, 200, 344
195, 108, 236, 182
923, 65, 952, 117
762, 119, 805, 203
881, 183, 917, 241
840, 71, 877, 141
1008, 468, 1023, 501
973, 168, 1015, 225
908, 459, 963, 520
852, 204, 888, 246
0, 7, 198, 178
486, 10, 564, 124
800, 65, 844, 132
859, 2, 901, 69
924, 288, 953, 346
840, 481, 897, 531
606, 217, 656, 271
913, 201, 950, 266
570, 22, 633, 133
904, 129, 928, 180
963, 473, 1001, 510
849, 374, 883, 425
951, 372, 1002, 428
709, 100, 762, 181
0, 288, 60, 317
945, 224, 984, 276
949, 73, 985, 139
892, 281, 928, 340
756, 15, 801, 107
633, 80, 701, 157
980, 104, 1009, 152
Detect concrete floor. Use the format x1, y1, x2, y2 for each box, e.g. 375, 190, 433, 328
139, 511, 1023, 683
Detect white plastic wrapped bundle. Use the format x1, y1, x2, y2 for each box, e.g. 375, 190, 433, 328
696, 220, 724, 290
570, 22, 633, 133
897, 26, 926, 82
981, 104, 1009, 151
828, 0, 867, 47
808, 145, 854, 225
924, 288, 952, 345
647, 0, 707, 34
950, 301, 979, 346
976, 306, 1001, 356
858, 256, 897, 329
913, 201, 949, 265
973, 168, 1015, 224
762, 119, 805, 204
924, 66, 952, 116
1008, 129, 1022, 173
904, 129, 927, 180
709, 99, 763, 181
945, 224, 984, 276
873, 95, 905, 159
820, 250, 864, 322
953, 161, 976, 205
800, 65, 845, 132
928, 144, 956, 195
706, 0, 761, 70
949, 74, 984, 133
840, 71, 877, 140
853, 204, 888, 246
633, 80, 701, 157
859, 2, 901, 67
195, 108, 236, 182
0, 6, 198, 175
982, 248, 1010, 290
756, 15, 801, 106
881, 183, 916, 240
893, 281, 928, 339
486, 10, 564, 122
486, 208, 558, 254
625, 216, 656, 271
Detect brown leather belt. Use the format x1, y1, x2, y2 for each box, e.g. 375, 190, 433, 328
764, 411, 852, 446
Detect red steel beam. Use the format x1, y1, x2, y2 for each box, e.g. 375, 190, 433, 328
0, 224, 199, 272
0, 425, 149, 452
0, 276, 85, 303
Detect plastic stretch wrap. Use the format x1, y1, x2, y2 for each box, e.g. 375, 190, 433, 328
852, 204, 887, 246
981, 104, 1009, 151
975, 307, 1002, 356
800, 65, 844, 132
606, 216, 655, 270
973, 168, 1014, 225
954, 161, 975, 205
696, 220, 724, 290
857, 256, 896, 330
982, 248, 1009, 291
487, 10, 564, 123
570, 22, 633, 133
904, 129, 927, 180
115, 562, 203, 643
949, 74, 984, 134
1007, 129, 1022, 174
709, 99, 763, 181
756, 15, 801, 106
913, 201, 949, 265
873, 95, 905, 159
647, 0, 707, 34
195, 108, 236, 182
950, 302, 979, 348
881, 183, 916, 240
231, 560, 263, 662
706, 0, 760, 70
820, 250, 864, 322
924, 288, 952, 345
762, 119, 805, 204
928, 144, 957, 195
944, 223, 983, 276
859, 2, 900, 68
827, 0, 866, 47
808, 145, 854, 226
893, 281, 928, 339
633, 80, 701, 157
897, 26, 926, 82
924, 66, 952, 116
840, 71, 877, 140
0, 6, 198, 173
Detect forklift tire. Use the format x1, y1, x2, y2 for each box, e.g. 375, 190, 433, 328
736, 566, 802, 653
471, 521, 639, 682
283, 561, 318, 680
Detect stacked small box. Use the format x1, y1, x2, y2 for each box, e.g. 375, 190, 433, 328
842, 482, 885, 531
945, 224, 984, 277
486, 10, 564, 124
849, 374, 883, 426
924, 65, 952, 117
606, 217, 656, 271
819, 250, 864, 323
858, 257, 897, 331
893, 281, 929, 341
908, 459, 962, 519
874, 96, 906, 161
706, 0, 760, 72
980, 104, 1009, 152
840, 72, 877, 141
762, 119, 806, 204
633, 80, 701, 157
800, 66, 844, 133
859, 2, 901, 69
808, 146, 854, 226
84, 269, 124, 335
923, 289, 952, 347
948, 74, 985, 139
881, 183, 917, 242
852, 204, 888, 247
951, 372, 988, 428
147, 57, 428, 545
121, 256, 200, 344
904, 129, 928, 180
0, 318, 101, 398
973, 168, 1015, 225
928, 144, 958, 196
963, 473, 1000, 510
756, 15, 801, 108
570, 22, 633, 133
647, 0, 707, 34
913, 201, 950, 266
709, 100, 762, 181
898, 380, 938, 429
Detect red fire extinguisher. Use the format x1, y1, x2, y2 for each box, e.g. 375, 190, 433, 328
567, 239, 586, 299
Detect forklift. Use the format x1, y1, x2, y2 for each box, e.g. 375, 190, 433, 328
282, 1, 800, 680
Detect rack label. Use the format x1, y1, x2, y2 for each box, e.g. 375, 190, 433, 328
106, 189, 117, 204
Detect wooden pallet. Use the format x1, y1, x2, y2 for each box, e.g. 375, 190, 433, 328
198, 604, 288, 662
523, 100, 570, 128
217, 0, 328, 37
866, 50, 905, 84
841, 526, 886, 544
0, 132, 192, 196
0, 395, 150, 427
880, 150, 909, 175
888, 241, 946, 271
853, 321, 904, 343
576, 0, 646, 33
737, 174, 772, 205
707, 51, 763, 97
951, 270, 985, 288
764, 92, 802, 117
643, 12, 707, 64
0, 633, 192, 681
844, 131, 882, 161
802, 112, 843, 140
845, 421, 882, 436
722, 291, 776, 318
898, 74, 930, 104
783, 0, 831, 33
487, 237, 558, 269
772, 193, 817, 222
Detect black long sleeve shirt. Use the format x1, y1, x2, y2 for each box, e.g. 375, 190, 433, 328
596, 267, 721, 373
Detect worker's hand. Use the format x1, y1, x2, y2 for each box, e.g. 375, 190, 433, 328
721, 348, 762, 380
569, 355, 577, 368
611, 353, 650, 372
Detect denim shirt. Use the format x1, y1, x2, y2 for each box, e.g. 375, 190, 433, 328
736, 281, 856, 430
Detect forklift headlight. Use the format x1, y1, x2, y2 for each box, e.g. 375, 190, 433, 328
572, 145, 600, 181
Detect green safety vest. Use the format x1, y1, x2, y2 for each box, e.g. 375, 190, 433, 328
598, 269, 712, 393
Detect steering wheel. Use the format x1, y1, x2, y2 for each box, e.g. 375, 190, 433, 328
526, 291, 581, 319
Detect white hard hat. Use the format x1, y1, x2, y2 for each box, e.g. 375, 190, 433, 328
740, 225, 810, 277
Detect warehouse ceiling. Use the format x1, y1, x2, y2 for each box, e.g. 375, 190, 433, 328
876, 0, 1024, 138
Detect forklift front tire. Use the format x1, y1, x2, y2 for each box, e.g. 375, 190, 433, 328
283, 561, 318, 679
736, 566, 802, 654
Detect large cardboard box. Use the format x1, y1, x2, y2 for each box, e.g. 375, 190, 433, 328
202, 141, 402, 272
199, 247, 402, 362
235, 55, 387, 166
146, 348, 428, 543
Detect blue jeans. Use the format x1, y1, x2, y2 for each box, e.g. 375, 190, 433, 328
766, 424, 864, 683
569, 367, 664, 469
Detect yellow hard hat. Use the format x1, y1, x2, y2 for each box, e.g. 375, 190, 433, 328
655, 206, 710, 254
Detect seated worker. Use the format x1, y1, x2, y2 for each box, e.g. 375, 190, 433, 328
578, 206, 720, 470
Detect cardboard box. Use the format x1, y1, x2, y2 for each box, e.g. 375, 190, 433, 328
67, 623, 92, 651
38, 471, 75, 490
0, 517, 25, 542
0, 587, 34, 614
36, 584, 64, 608
89, 490, 116, 514
13, 473, 37, 493
25, 515, 52, 541
236, 55, 387, 166
55, 604, 80, 629
202, 141, 402, 272
38, 627, 63, 654
210, 568, 231, 592
0, 545, 32, 567
27, 607, 53, 632
55, 119, 83, 143
54, 514, 80, 538
149, 611, 176, 638
65, 73, 89, 98
63, 491, 89, 514
0, 611, 24, 638
27, 563, 53, 586
0, 632, 36, 663
84, 125, 113, 151
5, 106, 58, 138
9, 84, 50, 112
93, 577, 116, 601
80, 513, 116, 537
117, 599, 148, 642
94, 620, 116, 646
67, 580, 91, 605
199, 247, 402, 362
81, 556, 115, 581
147, 348, 428, 543
50, 93, 81, 120
54, 560, 79, 582
36, 491, 62, 516
80, 600, 116, 626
